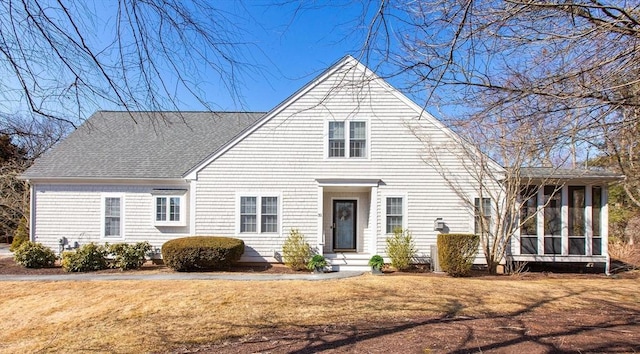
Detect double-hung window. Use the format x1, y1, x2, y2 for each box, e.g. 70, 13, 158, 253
328, 122, 345, 157
327, 120, 367, 158
349, 122, 366, 157
103, 196, 122, 238
386, 197, 403, 234
240, 196, 279, 233
474, 198, 491, 235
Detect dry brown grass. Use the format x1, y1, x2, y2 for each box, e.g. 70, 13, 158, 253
609, 241, 640, 268
1, 275, 638, 353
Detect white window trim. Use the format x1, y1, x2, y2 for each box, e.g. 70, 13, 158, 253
101, 193, 125, 240
473, 197, 492, 235
324, 118, 371, 160
382, 193, 407, 234
153, 194, 187, 227
235, 192, 282, 235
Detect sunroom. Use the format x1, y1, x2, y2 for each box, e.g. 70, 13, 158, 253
509, 168, 624, 272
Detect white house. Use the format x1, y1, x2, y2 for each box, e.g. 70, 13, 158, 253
21, 56, 621, 271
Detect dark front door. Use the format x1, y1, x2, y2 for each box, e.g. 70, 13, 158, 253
333, 200, 357, 251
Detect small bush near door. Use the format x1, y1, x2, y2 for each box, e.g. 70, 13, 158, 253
282, 229, 312, 270
385, 228, 416, 271
161, 236, 244, 271
437, 233, 479, 277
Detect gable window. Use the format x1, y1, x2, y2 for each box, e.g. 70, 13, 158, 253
474, 198, 491, 234
327, 120, 367, 158
328, 122, 345, 157
240, 195, 279, 233
104, 197, 122, 238
386, 197, 403, 233
350, 122, 366, 157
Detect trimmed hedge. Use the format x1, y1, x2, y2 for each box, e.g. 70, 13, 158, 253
161, 236, 244, 272
14, 241, 57, 268
437, 233, 480, 277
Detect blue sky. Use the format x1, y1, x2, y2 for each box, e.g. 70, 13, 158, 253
0, 1, 419, 122
202, 1, 389, 112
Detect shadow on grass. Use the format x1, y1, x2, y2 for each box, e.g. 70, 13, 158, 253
211, 288, 640, 354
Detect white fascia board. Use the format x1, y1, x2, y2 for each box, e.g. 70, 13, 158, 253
24, 177, 188, 186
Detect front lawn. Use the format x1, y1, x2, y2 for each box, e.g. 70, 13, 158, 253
1, 275, 638, 353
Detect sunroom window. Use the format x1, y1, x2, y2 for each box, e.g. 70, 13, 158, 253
519, 187, 538, 255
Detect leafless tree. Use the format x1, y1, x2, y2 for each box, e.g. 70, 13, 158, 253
0, 114, 70, 242
0, 0, 258, 125
410, 106, 569, 273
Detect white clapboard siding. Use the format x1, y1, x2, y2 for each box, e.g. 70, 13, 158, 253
194, 58, 490, 264
33, 183, 191, 254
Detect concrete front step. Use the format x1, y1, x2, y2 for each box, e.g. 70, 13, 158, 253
325, 253, 373, 272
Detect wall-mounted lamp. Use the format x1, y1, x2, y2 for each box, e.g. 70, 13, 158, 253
433, 218, 445, 231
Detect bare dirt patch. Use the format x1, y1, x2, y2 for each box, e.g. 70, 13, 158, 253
179, 308, 639, 353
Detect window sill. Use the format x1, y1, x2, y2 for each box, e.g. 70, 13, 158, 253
155, 221, 187, 227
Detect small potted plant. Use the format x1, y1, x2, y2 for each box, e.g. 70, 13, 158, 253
307, 254, 328, 274
368, 255, 384, 275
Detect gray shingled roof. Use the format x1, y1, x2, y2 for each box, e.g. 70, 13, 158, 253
519, 167, 624, 180
22, 111, 265, 179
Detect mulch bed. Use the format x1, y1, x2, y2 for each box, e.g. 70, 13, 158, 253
1, 254, 637, 280
0, 256, 303, 276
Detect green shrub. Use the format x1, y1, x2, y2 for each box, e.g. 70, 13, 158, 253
10, 215, 29, 252
13, 241, 57, 268
282, 229, 312, 270
437, 233, 480, 277
161, 236, 244, 272
107, 242, 152, 270
307, 254, 328, 271
368, 255, 385, 270
385, 228, 416, 271
61, 243, 108, 272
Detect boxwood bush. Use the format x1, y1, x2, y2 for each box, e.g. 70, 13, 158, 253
161, 236, 244, 272
61, 243, 108, 272
437, 233, 480, 277
13, 241, 57, 268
